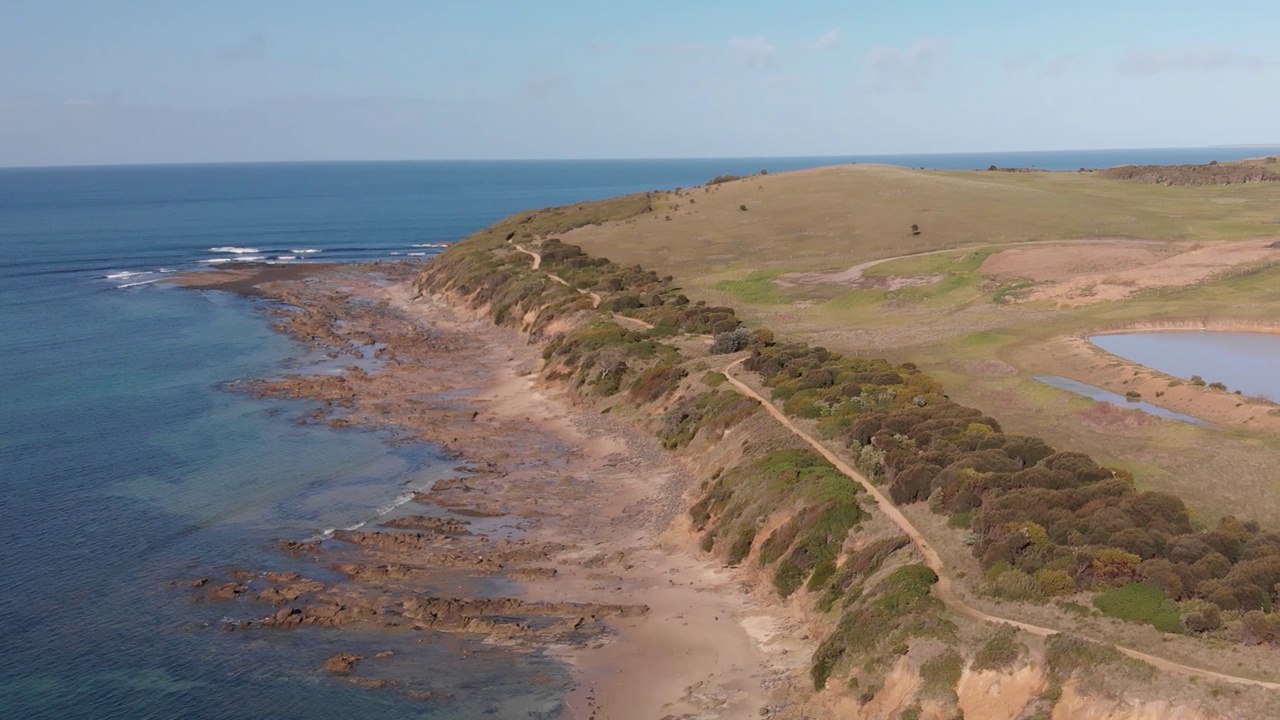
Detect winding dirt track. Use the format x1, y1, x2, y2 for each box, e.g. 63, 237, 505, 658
721, 357, 1280, 691
513, 242, 601, 308
512, 243, 542, 269
507, 232, 1280, 691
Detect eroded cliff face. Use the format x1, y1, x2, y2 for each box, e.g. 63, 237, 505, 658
815, 658, 1223, 720
1050, 681, 1222, 720
957, 664, 1047, 720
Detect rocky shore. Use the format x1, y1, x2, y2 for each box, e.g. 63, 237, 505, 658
171, 263, 810, 719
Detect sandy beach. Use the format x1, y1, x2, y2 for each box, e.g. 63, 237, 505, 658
172, 263, 811, 718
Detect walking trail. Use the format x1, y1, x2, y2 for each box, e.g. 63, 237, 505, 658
510, 233, 1280, 692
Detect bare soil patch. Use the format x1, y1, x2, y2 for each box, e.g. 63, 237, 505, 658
992, 239, 1280, 306
979, 241, 1175, 283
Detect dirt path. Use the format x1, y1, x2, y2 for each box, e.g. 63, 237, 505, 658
512, 242, 603, 309
512, 243, 542, 269
721, 357, 1280, 692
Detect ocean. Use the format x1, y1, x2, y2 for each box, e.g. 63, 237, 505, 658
0, 147, 1275, 719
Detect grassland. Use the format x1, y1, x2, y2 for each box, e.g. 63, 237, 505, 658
565, 163, 1280, 530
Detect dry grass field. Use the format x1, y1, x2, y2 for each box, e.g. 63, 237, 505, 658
566, 162, 1280, 527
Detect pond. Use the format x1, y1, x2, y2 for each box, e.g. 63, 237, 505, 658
1034, 375, 1208, 425
1091, 331, 1280, 401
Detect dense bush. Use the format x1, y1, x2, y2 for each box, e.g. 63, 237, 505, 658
810, 565, 950, 690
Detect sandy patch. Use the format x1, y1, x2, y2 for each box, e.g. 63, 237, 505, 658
988, 239, 1280, 307
980, 242, 1174, 283
957, 664, 1045, 720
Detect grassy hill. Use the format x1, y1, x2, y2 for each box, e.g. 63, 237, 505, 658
567, 163, 1280, 285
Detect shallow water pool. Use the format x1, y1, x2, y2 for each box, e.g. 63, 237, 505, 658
1091, 331, 1280, 400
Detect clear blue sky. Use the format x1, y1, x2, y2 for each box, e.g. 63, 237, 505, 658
1, 0, 1277, 166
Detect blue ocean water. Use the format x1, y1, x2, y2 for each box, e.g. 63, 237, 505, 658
1, 147, 1276, 719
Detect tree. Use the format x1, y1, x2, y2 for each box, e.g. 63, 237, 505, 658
710, 327, 753, 355
910, 223, 921, 235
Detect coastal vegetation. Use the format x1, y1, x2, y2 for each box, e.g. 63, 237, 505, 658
1101, 158, 1280, 186
416, 162, 1280, 715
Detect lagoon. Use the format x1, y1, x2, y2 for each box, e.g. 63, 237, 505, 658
1091, 332, 1280, 401
1034, 375, 1208, 425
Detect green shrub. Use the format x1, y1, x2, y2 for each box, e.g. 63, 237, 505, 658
774, 558, 808, 597
1045, 634, 1155, 682
759, 519, 800, 566
985, 568, 1045, 603
1181, 599, 1222, 633
1036, 568, 1077, 597
726, 528, 754, 566
810, 563, 948, 690
807, 560, 838, 591
972, 625, 1026, 671
919, 649, 963, 699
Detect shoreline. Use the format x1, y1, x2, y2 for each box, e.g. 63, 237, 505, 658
171, 262, 810, 718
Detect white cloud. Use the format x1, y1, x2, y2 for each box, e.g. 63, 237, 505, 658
1118, 47, 1266, 74
867, 38, 947, 90
730, 36, 776, 68
804, 30, 842, 53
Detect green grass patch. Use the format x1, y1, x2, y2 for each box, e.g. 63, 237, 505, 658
1093, 583, 1185, 634
715, 270, 792, 305
957, 331, 1005, 348
861, 248, 996, 278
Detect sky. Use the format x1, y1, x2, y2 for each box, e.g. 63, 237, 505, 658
1, 0, 1278, 166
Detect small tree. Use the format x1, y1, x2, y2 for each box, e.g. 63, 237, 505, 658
910, 224, 921, 236
710, 327, 753, 354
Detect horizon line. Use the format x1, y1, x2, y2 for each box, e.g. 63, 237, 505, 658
2, 143, 1278, 171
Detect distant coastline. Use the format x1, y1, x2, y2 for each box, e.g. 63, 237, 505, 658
2, 144, 1278, 172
